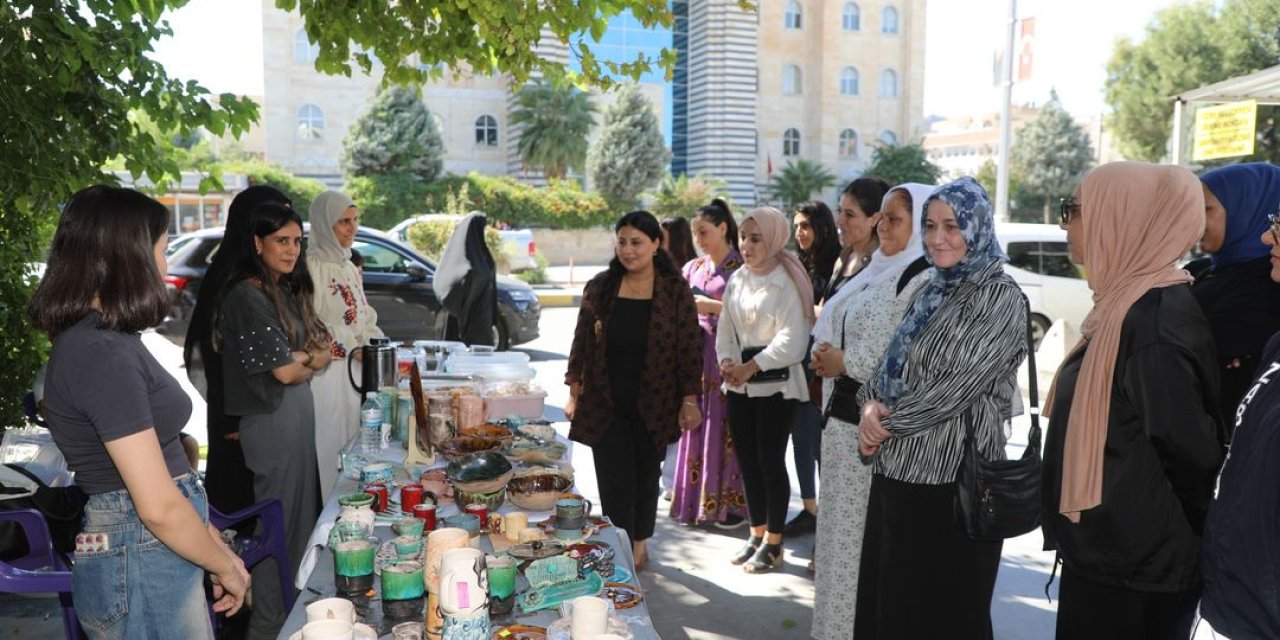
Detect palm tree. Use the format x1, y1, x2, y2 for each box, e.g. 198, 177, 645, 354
769, 159, 837, 207
509, 81, 597, 180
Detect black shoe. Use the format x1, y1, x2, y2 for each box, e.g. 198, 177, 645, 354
713, 514, 747, 530
730, 536, 762, 565
783, 509, 817, 536
743, 542, 784, 573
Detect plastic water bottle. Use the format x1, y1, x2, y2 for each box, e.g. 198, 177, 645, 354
361, 392, 383, 454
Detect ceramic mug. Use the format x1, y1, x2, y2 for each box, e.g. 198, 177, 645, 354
438, 548, 488, 616
360, 462, 394, 486
393, 517, 425, 538
570, 596, 609, 640
555, 498, 587, 538
441, 513, 481, 547
492, 511, 528, 542
395, 535, 424, 560
300, 619, 355, 640
305, 597, 356, 624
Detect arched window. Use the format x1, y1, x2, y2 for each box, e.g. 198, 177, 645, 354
879, 68, 899, 98
878, 130, 898, 147
296, 104, 324, 139
783, 64, 802, 95
838, 129, 858, 158
293, 29, 318, 64
785, 1, 803, 29
882, 6, 900, 34
842, 3, 861, 31
475, 115, 499, 146
840, 67, 859, 96
784, 128, 801, 157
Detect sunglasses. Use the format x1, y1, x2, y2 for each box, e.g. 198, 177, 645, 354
1059, 196, 1081, 226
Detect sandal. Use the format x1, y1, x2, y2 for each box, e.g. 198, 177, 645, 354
730, 536, 762, 565
743, 543, 784, 573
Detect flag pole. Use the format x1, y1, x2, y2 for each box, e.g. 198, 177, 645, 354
996, 0, 1017, 222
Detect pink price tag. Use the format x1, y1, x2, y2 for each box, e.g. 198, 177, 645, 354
455, 581, 470, 610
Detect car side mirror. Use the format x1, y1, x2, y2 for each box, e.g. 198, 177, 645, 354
405, 263, 429, 282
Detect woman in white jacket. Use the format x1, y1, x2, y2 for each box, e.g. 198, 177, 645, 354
308, 191, 383, 497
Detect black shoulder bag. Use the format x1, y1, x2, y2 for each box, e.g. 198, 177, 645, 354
953, 290, 1042, 542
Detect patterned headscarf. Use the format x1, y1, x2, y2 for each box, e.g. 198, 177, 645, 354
308, 190, 356, 264
875, 177, 1006, 404
741, 206, 816, 327
1200, 162, 1280, 267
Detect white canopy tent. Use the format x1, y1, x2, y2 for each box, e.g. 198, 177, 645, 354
1170, 64, 1280, 165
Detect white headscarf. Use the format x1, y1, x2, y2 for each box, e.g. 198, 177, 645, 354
812, 182, 934, 344
308, 190, 356, 264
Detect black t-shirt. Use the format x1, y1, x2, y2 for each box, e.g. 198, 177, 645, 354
606, 297, 652, 422
43, 312, 193, 494
1202, 334, 1280, 639
218, 280, 302, 417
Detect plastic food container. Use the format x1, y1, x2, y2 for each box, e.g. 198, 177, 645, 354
484, 391, 547, 420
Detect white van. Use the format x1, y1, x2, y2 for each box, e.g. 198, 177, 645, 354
996, 223, 1092, 344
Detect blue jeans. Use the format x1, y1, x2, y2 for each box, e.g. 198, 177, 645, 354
791, 401, 822, 500
73, 474, 215, 640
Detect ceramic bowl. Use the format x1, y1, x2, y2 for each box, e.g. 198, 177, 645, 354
516, 422, 557, 442
507, 473, 573, 511
452, 485, 507, 512
438, 436, 503, 461
458, 423, 514, 447
447, 451, 514, 484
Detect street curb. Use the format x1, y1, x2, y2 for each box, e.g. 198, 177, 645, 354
535, 291, 581, 308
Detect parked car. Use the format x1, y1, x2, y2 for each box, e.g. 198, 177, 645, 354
997, 223, 1093, 346
388, 214, 538, 272
157, 226, 541, 349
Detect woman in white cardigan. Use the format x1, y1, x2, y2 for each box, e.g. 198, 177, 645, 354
308, 191, 383, 497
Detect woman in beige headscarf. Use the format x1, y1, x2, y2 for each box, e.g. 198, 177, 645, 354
308, 191, 383, 498
1041, 162, 1224, 640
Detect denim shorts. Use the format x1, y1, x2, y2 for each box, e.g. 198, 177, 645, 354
73, 473, 215, 640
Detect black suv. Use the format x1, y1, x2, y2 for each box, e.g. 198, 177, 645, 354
159, 226, 541, 349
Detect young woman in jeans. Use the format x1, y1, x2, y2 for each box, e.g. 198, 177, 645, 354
29, 186, 249, 639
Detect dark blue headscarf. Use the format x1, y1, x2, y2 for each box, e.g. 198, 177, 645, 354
1200, 162, 1280, 267
875, 177, 1007, 404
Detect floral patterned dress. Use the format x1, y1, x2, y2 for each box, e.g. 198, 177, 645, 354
669, 251, 748, 525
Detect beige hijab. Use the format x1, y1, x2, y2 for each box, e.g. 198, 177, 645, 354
741, 206, 816, 327
1049, 162, 1204, 522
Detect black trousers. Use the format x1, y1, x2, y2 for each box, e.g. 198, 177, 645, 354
855, 474, 1003, 640
1055, 568, 1200, 640
591, 418, 663, 542
726, 392, 796, 533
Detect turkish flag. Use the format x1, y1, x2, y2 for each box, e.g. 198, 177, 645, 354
1017, 17, 1035, 83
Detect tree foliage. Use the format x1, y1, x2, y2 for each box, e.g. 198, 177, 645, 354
975, 159, 1050, 224
344, 173, 435, 231
587, 84, 670, 207
510, 82, 598, 180
770, 160, 837, 207
645, 174, 732, 220
422, 173, 614, 229
342, 85, 445, 182
1012, 92, 1094, 222
862, 143, 943, 186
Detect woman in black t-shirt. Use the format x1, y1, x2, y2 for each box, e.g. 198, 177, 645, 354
29, 186, 249, 638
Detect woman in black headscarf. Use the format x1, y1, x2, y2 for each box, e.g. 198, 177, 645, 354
437, 212, 498, 346
185, 186, 291, 516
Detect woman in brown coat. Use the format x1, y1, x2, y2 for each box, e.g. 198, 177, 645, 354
566, 210, 703, 570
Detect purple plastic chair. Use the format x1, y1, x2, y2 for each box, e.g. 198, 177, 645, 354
0, 508, 85, 640
208, 499, 295, 620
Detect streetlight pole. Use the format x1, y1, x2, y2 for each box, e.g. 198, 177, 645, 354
995, 0, 1017, 222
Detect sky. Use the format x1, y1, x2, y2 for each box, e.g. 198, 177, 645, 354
150, 0, 1185, 119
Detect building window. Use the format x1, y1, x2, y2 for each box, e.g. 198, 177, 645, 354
882, 6, 900, 34
475, 115, 498, 146
297, 104, 324, 140
840, 67, 859, 96
784, 128, 801, 157
785, 1, 803, 29
879, 68, 899, 98
843, 3, 861, 31
879, 130, 898, 147
839, 129, 858, 158
783, 64, 802, 95
293, 29, 318, 64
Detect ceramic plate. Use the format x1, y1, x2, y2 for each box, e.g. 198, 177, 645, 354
491, 624, 548, 639
602, 582, 644, 610
507, 539, 566, 560
565, 541, 611, 559
288, 622, 376, 640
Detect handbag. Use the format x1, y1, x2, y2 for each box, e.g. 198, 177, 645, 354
953, 291, 1042, 542
740, 346, 790, 383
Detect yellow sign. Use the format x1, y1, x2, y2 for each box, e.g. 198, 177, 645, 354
1193, 100, 1257, 162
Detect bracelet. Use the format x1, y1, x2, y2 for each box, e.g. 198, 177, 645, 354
302, 350, 314, 367
682, 400, 697, 407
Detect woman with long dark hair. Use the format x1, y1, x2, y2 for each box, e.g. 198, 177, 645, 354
661, 216, 698, 269
826, 178, 891, 300
30, 186, 249, 638
566, 210, 703, 570
217, 202, 331, 638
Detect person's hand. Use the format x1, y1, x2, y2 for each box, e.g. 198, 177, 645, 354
310, 346, 334, 370
210, 552, 250, 616
718, 359, 736, 383
859, 400, 892, 456
725, 361, 757, 387
694, 296, 722, 316
811, 343, 845, 379
564, 395, 577, 421
678, 398, 701, 431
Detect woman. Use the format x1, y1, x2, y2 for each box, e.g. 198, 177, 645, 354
670, 199, 749, 528
186, 186, 292, 518
1041, 162, 1223, 640
824, 177, 891, 302
716, 206, 813, 573
1202, 216, 1280, 638
30, 186, 249, 638
565, 210, 703, 570
307, 190, 383, 498
808, 183, 934, 639
661, 216, 698, 269
784, 200, 841, 537
218, 203, 331, 639
856, 177, 1027, 638
1192, 162, 1280, 440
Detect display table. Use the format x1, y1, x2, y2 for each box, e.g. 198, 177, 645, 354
277, 427, 660, 639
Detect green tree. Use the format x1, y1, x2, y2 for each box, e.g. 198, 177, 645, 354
222, 160, 328, 217
510, 81, 598, 180
344, 173, 435, 230
1012, 93, 1094, 223
644, 173, 731, 220
342, 85, 445, 182
587, 84, 670, 207
770, 160, 837, 207
862, 143, 942, 186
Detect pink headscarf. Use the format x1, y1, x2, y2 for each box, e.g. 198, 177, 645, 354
741, 206, 816, 327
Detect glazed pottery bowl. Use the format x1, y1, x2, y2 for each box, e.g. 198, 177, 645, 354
447, 451, 514, 495
506, 473, 573, 511
457, 423, 514, 447
452, 485, 506, 512
438, 436, 503, 462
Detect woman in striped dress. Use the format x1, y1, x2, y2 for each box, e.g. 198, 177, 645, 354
855, 177, 1028, 639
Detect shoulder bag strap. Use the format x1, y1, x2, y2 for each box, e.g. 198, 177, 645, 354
1023, 293, 1041, 453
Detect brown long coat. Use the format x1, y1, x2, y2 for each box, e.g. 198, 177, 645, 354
565, 268, 702, 450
